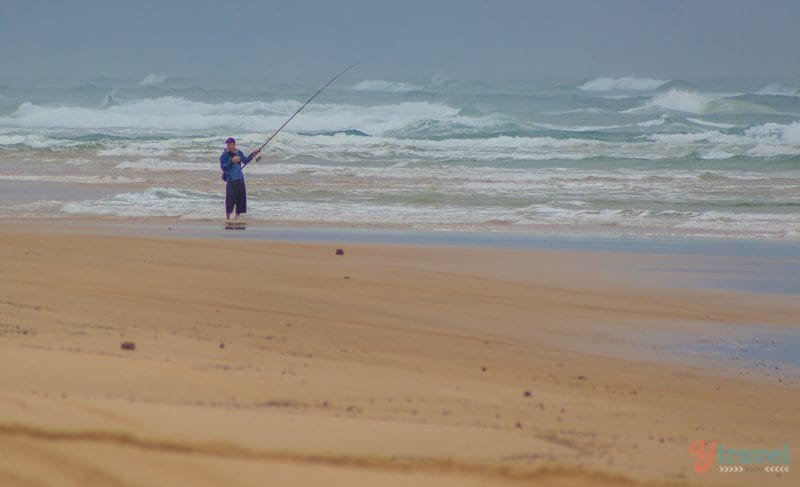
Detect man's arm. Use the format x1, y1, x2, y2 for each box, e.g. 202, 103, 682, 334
241, 150, 261, 166
220, 152, 233, 171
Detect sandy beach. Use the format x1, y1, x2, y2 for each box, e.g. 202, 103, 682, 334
0, 223, 797, 486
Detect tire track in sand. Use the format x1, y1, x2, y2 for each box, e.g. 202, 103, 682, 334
0, 423, 670, 486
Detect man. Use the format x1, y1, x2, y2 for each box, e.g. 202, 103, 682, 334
219, 137, 260, 220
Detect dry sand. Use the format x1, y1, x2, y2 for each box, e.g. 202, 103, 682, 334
0, 224, 797, 486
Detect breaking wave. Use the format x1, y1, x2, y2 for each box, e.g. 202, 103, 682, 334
0, 98, 496, 137
644, 90, 716, 114
579, 77, 670, 92
352, 80, 423, 93
3, 74, 800, 239
139, 74, 168, 86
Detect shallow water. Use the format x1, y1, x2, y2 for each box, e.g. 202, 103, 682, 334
2, 75, 799, 238
689, 332, 800, 367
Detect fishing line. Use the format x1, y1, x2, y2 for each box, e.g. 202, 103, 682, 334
248, 62, 360, 161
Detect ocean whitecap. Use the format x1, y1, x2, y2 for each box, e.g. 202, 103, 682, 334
139, 74, 168, 86
353, 80, 422, 93
579, 77, 669, 92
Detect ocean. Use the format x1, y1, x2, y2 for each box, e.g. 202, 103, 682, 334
1, 74, 799, 239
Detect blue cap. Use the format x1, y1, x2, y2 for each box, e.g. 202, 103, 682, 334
225, 137, 236, 144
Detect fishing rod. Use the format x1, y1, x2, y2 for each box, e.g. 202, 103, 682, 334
247, 62, 359, 161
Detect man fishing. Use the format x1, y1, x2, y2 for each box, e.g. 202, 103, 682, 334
217, 63, 358, 226
220, 137, 260, 220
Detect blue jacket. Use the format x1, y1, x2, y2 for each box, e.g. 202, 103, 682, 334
220, 149, 255, 181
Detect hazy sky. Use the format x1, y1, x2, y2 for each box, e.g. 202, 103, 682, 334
2, 0, 799, 80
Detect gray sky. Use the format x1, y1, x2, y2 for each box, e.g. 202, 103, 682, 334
2, 0, 799, 80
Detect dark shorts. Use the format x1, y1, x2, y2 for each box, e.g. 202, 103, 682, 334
225, 179, 247, 215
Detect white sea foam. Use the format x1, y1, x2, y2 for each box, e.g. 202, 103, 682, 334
579, 77, 669, 91
756, 83, 798, 96
115, 159, 212, 171
643, 130, 800, 159
304, 131, 770, 162
779, 121, 800, 146
532, 122, 628, 132
2, 200, 66, 217
700, 149, 735, 160
0, 98, 481, 138
140, 74, 168, 86
62, 187, 220, 219
59, 187, 503, 226
3, 75, 798, 240
50, 160, 800, 239
631, 90, 776, 116
260, 201, 505, 228
211, 128, 800, 163
747, 144, 800, 158
780, 122, 800, 147
544, 107, 609, 116
0, 174, 144, 184
686, 118, 736, 129
637, 121, 800, 158
277, 133, 622, 162
97, 137, 217, 156
4, 93, 794, 165
745, 121, 800, 146
645, 90, 715, 114
675, 211, 800, 237
6, 122, 800, 164
352, 80, 423, 93
0, 133, 80, 149
636, 117, 667, 128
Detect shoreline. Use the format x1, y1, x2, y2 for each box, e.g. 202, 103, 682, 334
1, 222, 798, 486
7, 219, 800, 296
6, 216, 800, 253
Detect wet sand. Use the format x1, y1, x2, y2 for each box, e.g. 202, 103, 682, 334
0, 223, 797, 486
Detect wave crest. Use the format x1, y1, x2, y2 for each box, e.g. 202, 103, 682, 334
1, 98, 475, 136
745, 121, 800, 146
139, 74, 168, 86
756, 83, 799, 97
645, 90, 715, 114
353, 80, 422, 93
579, 77, 669, 91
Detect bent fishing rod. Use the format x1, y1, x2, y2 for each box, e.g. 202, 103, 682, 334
245, 62, 359, 163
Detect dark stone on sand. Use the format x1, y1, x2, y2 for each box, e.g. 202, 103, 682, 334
120, 341, 136, 351
515, 422, 522, 429
336, 248, 344, 255
524, 390, 532, 397
481, 366, 487, 372
219, 343, 225, 349
578, 375, 587, 380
